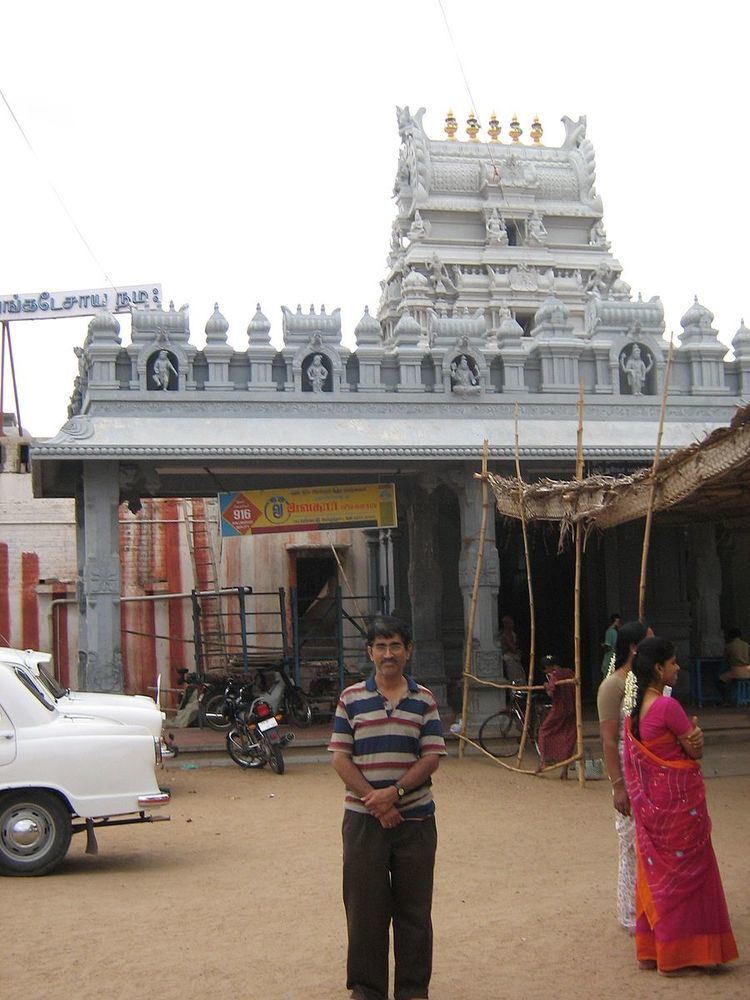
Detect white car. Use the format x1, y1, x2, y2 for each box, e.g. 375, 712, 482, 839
2, 648, 169, 746
0, 649, 170, 876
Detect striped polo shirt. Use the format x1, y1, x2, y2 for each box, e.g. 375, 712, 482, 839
328, 672, 446, 818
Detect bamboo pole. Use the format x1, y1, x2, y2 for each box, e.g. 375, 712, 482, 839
513, 405, 537, 767
461, 673, 577, 692
458, 440, 490, 759
637, 335, 675, 620
327, 531, 366, 622
574, 383, 586, 787
455, 731, 582, 775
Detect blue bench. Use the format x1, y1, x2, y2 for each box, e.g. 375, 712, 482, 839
689, 657, 727, 707
732, 678, 750, 707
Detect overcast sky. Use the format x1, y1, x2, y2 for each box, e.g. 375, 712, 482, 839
1, 1, 747, 437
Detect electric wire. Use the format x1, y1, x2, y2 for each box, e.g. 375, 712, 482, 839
435, 0, 506, 196
0, 84, 119, 295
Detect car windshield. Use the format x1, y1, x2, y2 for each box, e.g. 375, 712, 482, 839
36, 662, 67, 699
14, 666, 56, 711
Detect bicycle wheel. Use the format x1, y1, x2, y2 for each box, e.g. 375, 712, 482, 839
478, 710, 518, 758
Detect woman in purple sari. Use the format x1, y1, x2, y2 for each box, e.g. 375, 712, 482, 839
624, 637, 738, 975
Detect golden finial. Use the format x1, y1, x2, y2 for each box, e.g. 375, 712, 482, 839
487, 112, 501, 142
444, 108, 458, 140
509, 114, 522, 143
465, 110, 480, 141
530, 115, 543, 144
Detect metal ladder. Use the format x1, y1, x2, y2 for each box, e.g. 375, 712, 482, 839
181, 498, 227, 673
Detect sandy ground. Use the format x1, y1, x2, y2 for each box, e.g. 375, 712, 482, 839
5, 751, 749, 1000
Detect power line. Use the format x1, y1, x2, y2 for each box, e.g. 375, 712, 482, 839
0, 84, 119, 295
435, 0, 506, 196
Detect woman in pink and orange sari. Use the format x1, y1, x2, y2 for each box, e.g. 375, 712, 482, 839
624, 637, 737, 976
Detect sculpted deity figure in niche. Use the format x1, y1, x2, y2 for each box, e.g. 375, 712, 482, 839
408, 210, 427, 241
526, 211, 548, 245
450, 354, 481, 395
486, 208, 509, 245
589, 218, 609, 247
620, 344, 653, 396
306, 353, 329, 392
152, 349, 178, 390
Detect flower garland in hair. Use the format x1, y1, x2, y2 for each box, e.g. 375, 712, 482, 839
605, 651, 616, 677
623, 669, 637, 715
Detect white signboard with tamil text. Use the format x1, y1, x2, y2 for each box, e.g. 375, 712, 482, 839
0, 284, 162, 321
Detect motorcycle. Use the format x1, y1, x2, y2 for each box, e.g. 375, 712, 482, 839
175, 668, 234, 732
223, 677, 294, 774
254, 664, 313, 728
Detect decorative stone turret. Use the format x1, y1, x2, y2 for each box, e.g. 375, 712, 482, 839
246, 304, 277, 392
353, 307, 386, 393
529, 295, 583, 392
280, 305, 349, 393
128, 302, 196, 391
393, 311, 426, 392
731, 319, 750, 396
679, 297, 730, 395
203, 303, 233, 390
495, 307, 528, 394
85, 309, 121, 390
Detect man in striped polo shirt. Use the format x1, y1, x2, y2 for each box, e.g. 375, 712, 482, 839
330, 615, 446, 1000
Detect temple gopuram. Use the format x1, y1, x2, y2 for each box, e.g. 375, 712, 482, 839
31, 107, 750, 720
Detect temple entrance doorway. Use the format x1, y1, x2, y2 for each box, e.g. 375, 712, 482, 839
495, 517, 594, 694
291, 551, 339, 640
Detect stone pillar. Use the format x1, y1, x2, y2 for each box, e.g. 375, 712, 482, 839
456, 473, 501, 731
79, 462, 123, 692
688, 523, 724, 656
406, 486, 446, 705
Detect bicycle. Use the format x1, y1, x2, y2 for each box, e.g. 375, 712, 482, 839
477, 682, 552, 759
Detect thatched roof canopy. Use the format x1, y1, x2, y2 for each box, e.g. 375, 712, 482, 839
489, 402, 750, 530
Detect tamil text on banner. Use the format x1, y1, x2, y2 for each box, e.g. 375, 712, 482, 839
219, 484, 397, 536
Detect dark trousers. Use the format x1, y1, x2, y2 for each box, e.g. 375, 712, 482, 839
342, 810, 437, 1000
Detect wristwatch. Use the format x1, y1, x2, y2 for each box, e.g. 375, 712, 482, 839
396, 785, 406, 798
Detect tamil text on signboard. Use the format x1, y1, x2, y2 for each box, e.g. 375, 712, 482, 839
219, 484, 397, 536
0, 285, 162, 321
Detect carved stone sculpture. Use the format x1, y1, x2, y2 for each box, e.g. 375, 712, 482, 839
620, 344, 653, 396
427, 254, 458, 297
306, 353, 329, 392
408, 210, 427, 241
526, 211, 548, 245
585, 262, 615, 296
151, 350, 178, 390
561, 114, 587, 149
450, 355, 481, 395
589, 219, 609, 247
486, 208, 509, 246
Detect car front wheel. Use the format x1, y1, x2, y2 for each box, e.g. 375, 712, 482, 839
0, 790, 72, 877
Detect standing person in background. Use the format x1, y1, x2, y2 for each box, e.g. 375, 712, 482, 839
625, 636, 738, 976
597, 620, 649, 932
601, 613, 622, 676
329, 616, 446, 1000
535, 654, 576, 779
500, 614, 524, 683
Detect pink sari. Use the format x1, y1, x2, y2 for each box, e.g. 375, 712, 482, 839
623, 701, 737, 971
